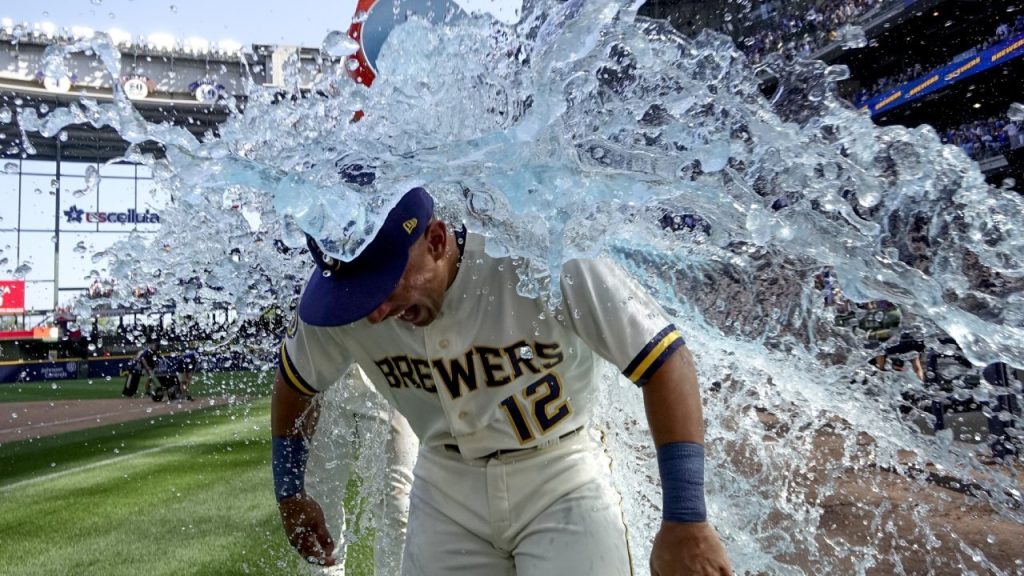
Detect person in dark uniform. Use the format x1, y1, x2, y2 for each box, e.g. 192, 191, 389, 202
981, 362, 1020, 460
136, 342, 160, 397
177, 349, 199, 402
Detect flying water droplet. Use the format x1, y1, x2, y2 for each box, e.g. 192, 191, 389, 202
858, 189, 881, 208
321, 30, 360, 58
824, 65, 850, 83
1008, 102, 1024, 122
3, 162, 17, 174
281, 216, 306, 248
838, 25, 868, 49
40, 45, 72, 86
85, 164, 101, 193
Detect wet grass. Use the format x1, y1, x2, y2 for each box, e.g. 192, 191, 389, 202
0, 371, 275, 403
0, 398, 375, 576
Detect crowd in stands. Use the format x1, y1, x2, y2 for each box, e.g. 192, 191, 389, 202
939, 116, 1023, 161
737, 0, 890, 65
852, 14, 1024, 105
734, 3, 1024, 162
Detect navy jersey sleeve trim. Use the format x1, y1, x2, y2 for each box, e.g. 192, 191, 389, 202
623, 325, 686, 387
278, 341, 319, 397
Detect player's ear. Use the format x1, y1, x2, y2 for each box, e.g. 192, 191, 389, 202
423, 220, 448, 261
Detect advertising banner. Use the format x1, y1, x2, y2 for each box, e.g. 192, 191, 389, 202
865, 31, 1024, 116
0, 360, 79, 383
0, 280, 25, 314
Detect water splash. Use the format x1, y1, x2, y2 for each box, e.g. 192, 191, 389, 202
21, 0, 1024, 573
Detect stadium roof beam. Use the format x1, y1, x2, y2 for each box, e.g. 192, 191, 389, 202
0, 83, 233, 162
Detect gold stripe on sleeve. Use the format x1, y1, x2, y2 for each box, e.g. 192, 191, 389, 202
627, 330, 682, 383
279, 341, 318, 397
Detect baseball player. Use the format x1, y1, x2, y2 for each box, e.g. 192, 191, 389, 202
136, 341, 159, 397
176, 349, 199, 401
272, 187, 732, 575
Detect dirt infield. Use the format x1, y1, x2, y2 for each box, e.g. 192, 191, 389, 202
799, 428, 1024, 575
0, 396, 234, 444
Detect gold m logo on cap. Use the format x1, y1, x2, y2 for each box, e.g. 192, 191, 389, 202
402, 218, 418, 234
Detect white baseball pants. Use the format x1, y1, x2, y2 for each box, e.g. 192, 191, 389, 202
402, 430, 632, 576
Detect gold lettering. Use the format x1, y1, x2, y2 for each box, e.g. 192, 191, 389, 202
433, 351, 478, 399
535, 341, 564, 369
503, 341, 542, 379
411, 358, 437, 393
393, 356, 421, 389
907, 75, 939, 98
875, 90, 902, 111
477, 346, 512, 387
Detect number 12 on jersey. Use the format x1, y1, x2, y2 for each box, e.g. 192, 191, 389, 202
499, 373, 573, 443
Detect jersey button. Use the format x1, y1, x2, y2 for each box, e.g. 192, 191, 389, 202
439, 339, 449, 349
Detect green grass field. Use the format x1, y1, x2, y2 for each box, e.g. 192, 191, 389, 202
0, 375, 375, 576
0, 371, 272, 403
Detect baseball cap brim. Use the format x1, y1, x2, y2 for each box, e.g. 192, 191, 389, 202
297, 187, 433, 327
298, 258, 406, 326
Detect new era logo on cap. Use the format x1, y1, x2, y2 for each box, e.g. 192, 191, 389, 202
403, 218, 418, 234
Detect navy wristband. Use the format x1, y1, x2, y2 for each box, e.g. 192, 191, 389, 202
657, 441, 707, 523
272, 436, 309, 502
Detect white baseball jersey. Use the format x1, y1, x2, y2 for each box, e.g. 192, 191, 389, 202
280, 232, 684, 459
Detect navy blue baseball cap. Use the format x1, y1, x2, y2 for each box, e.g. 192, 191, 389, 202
299, 187, 434, 326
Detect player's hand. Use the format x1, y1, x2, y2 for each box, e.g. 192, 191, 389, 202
650, 521, 731, 576
278, 492, 336, 566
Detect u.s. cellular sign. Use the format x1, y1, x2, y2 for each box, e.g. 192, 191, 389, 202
63, 205, 161, 225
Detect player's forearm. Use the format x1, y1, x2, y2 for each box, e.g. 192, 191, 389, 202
641, 347, 704, 446
272, 370, 316, 438
271, 370, 317, 503
642, 346, 710, 526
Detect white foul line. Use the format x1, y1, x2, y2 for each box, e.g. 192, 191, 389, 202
0, 442, 185, 493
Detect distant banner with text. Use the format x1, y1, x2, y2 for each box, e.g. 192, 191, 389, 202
864, 32, 1024, 116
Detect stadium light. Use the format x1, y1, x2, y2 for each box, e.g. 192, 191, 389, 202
217, 39, 243, 54
147, 32, 177, 51
43, 75, 72, 93
184, 36, 210, 53
71, 26, 96, 39
37, 21, 57, 37
107, 28, 133, 45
